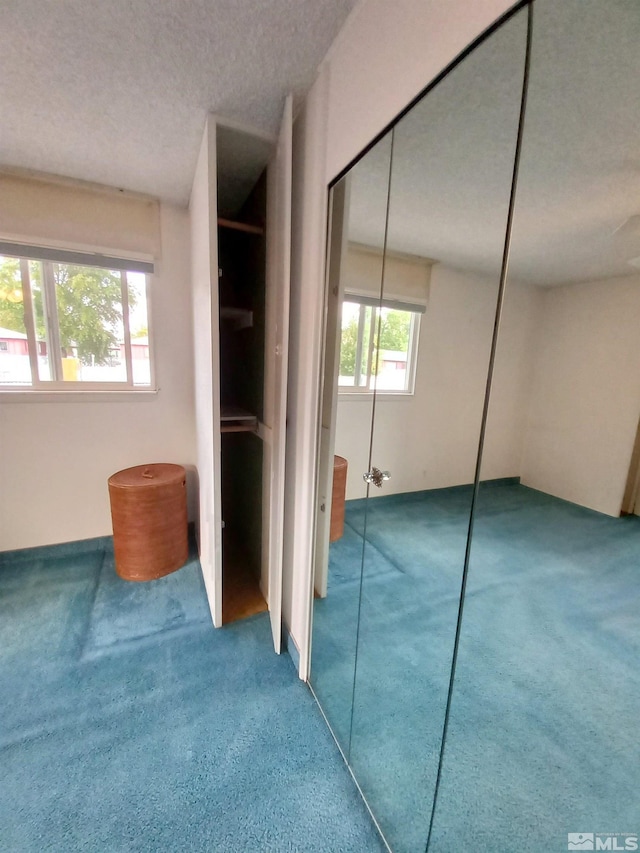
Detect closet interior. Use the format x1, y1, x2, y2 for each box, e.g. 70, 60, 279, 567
215, 125, 272, 625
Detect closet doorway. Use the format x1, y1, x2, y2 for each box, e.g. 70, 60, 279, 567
190, 99, 292, 651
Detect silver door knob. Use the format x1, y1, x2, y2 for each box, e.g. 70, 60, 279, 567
363, 467, 390, 488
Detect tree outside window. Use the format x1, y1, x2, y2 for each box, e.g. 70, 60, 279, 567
0, 253, 151, 388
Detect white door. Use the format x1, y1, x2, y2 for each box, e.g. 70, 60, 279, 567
261, 95, 293, 652
314, 177, 350, 599
190, 116, 223, 627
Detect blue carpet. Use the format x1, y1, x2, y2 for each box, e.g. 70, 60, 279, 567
0, 541, 386, 852
84, 547, 211, 655
311, 482, 640, 853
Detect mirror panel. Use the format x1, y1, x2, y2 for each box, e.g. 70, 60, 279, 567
309, 131, 393, 755
429, 1, 640, 850
339, 8, 530, 851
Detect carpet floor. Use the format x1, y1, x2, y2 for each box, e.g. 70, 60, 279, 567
311, 481, 640, 853
0, 541, 386, 853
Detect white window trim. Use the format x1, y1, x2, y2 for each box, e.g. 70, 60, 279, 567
1, 389, 159, 403
0, 241, 153, 274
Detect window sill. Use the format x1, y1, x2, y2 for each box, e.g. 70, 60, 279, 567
338, 391, 414, 402
0, 388, 159, 403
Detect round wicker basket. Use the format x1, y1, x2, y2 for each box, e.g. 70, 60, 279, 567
108, 463, 188, 581
330, 455, 348, 542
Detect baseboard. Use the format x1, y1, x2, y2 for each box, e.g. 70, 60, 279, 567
346, 476, 522, 509
480, 476, 521, 487
0, 535, 112, 567
1, 522, 198, 568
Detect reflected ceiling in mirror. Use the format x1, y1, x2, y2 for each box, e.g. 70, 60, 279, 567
346, 0, 640, 286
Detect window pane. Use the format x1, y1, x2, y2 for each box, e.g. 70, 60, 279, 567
339, 300, 417, 392
27, 260, 53, 381
359, 305, 374, 388
339, 301, 377, 389
371, 307, 412, 391
127, 273, 151, 386
0, 255, 31, 385
52, 262, 126, 383
1, 255, 153, 390
338, 301, 361, 386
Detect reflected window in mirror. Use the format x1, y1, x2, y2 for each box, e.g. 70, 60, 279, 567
338, 296, 421, 394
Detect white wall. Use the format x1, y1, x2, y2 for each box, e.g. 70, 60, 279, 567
284, 0, 515, 666
481, 274, 543, 479
0, 204, 196, 551
335, 266, 541, 501
520, 275, 640, 516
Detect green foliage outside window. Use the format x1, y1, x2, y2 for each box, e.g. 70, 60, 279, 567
0, 258, 24, 333
339, 314, 359, 377
0, 257, 137, 366
339, 304, 411, 378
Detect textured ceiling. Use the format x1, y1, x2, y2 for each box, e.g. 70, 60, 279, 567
0, 0, 357, 204
347, 0, 640, 287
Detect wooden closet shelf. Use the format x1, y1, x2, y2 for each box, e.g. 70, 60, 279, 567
220, 406, 259, 434
221, 423, 257, 433
217, 217, 264, 236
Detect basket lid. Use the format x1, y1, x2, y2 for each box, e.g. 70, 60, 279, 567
108, 463, 185, 488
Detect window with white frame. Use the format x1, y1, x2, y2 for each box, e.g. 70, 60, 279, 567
338, 296, 422, 394
0, 244, 153, 390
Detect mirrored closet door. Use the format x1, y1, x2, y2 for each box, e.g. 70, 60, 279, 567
309, 5, 530, 850
311, 130, 393, 754
310, 1, 640, 851
429, 1, 640, 849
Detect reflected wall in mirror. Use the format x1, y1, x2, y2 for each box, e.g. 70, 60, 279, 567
429, 1, 640, 850
310, 6, 530, 852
